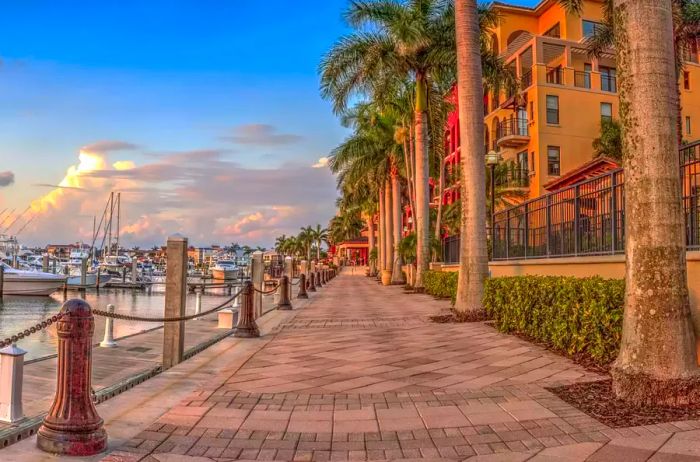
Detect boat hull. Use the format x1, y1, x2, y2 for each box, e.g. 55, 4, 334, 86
66, 274, 113, 288
212, 269, 239, 280
3, 277, 66, 296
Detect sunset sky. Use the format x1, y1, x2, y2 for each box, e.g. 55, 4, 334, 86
0, 0, 537, 248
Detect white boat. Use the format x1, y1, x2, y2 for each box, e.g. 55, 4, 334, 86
212, 260, 240, 280
0, 263, 66, 296
66, 273, 112, 288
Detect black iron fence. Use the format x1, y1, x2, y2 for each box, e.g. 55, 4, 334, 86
497, 117, 529, 140
492, 141, 699, 260
442, 141, 700, 263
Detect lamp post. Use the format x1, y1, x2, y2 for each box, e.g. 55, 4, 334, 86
485, 150, 500, 241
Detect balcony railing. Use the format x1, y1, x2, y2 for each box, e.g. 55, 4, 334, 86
496, 167, 530, 189
546, 67, 564, 85
574, 71, 591, 89
601, 74, 617, 92
496, 118, 529, 148
521, 70, 533, 89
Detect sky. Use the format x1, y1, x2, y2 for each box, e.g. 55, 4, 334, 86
0, 0, 538, 249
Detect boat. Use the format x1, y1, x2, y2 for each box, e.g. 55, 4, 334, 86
66, 272, 112, 288
212, 260, 240, 280
0, 263, 66, 296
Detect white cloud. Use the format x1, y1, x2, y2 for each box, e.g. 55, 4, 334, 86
312, 157, 329, 169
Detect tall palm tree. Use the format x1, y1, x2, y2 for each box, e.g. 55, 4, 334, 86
298, 226, 315, 261
321, 0, 455, 290
275, 235, 288, 255
311, 224, 329, 260
612, 0, 698, 405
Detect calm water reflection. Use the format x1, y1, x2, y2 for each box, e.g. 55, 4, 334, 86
0, 285, 242, 360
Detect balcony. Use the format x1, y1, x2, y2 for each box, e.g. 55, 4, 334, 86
496, 118, 530, 148
546, 67, 564, 85
574, 71, 591, 89
496, 167, 531, 190
601, 74, 617, 93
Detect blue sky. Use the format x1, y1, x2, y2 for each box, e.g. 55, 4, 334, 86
0, 0, 539, 247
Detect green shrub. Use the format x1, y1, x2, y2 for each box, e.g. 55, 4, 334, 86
484, 276, 624, 366
424, 271, 458, 303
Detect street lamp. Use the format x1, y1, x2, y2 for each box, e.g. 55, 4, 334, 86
485, 150, 500, 238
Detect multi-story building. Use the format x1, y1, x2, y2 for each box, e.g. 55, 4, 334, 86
443, 0, 700, 205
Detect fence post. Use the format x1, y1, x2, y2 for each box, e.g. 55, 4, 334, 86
0, 344, 27, 423
297, 273, 308, 299
505, 209, 511, 259
277, 276, 292, 310
37, 299, 107, 456
163, 235, 187, 370
308, 266, 317, 292
251, 251, 264, 319
99, 304, 117, 348
611, 171, 618, 253
546, 194, 552, 256
234, 282, 260, 338
574, 185, 580, 256
524, 202, 529, 258
194, 289, 202, 320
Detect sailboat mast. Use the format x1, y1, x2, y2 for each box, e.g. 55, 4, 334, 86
116, 192, 121, 256
107, 192, 114, 257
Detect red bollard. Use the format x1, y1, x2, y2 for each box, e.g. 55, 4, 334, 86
37, 299, 107, 456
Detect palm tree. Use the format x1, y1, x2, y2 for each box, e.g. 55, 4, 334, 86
311, 224, 328, 261
589, 0, 698, 405
298, 226, 315, 261
274, 235, 287, 255
321, 0, 456, 290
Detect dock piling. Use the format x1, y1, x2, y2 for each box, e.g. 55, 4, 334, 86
0, 343, 27, 423
162, 235, 187, 370
99, 304, 117, 348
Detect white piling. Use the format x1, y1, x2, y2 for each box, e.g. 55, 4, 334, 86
99, 304, 118, 348
195, 290, 202, 320
0, 344, 27, 423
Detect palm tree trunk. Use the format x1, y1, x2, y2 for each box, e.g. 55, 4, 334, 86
414, 74, 430, 290
316, 241, 321, 261
390, 167, 405, 284
367, 215, 376, 276
383, 179, 394, 282
378, 188, 386, 275
454, 0, 489, 315
611, 0, 700, 406
403, 132, 417, 221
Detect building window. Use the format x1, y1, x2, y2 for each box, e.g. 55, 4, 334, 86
546, 95, 559, 124
582, 20, 603, 38
601, 103, 613, 123
687, 116, 692, 136
548, 147, 561, 176
544, 23, 561, 38
684, 71, 691, 90
600, 66, 617, 92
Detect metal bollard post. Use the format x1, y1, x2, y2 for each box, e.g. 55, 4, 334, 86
234, 282, 260, 338
194, 289, 202, 320
37, 299, 108, 455
297, 273, 308, 299
277, 276, 292, 310
0, 343, 27, 423
308, 269, 316, 292
316, 271, 323, 287
99, 304, 117, 348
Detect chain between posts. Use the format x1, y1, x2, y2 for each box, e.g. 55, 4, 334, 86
92, 287, 244, 323
0, 312, 66, 349
290, 278, 301, 286
253, 282, 280, 295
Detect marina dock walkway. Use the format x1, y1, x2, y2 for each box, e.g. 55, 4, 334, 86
6, 270, 700, 461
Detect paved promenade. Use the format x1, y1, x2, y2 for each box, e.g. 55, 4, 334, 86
8, 270, 700, 461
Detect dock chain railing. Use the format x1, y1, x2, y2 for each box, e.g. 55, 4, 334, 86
0, 312, 65, 349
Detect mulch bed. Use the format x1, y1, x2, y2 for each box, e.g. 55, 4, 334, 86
429, 309, 490, 323
548, 379, 700, 427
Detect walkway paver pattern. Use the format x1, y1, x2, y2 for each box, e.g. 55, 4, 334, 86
103, 270, 700, 461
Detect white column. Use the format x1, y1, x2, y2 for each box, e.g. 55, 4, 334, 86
100, 304, 118, 347
0, 344, 27, 423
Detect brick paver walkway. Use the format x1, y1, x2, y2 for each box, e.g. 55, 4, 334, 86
104, 270, 700, 461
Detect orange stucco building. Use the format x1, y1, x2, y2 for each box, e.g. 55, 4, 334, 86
446, 0, 700, 200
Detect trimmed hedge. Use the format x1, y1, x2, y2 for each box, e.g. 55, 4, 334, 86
424, 270, 457, 303
423, 271, 625, 366
484, 276, 624, 366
